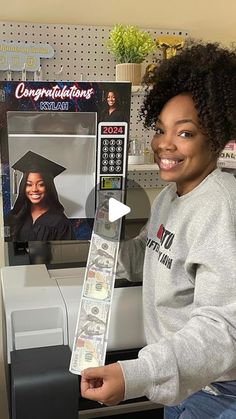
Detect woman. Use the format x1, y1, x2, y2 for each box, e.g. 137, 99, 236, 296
8, 150, 75, 241
100, 90, 125, 122
80, 41, 236, 418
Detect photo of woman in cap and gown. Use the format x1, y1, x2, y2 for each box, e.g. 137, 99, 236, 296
100, 90, 126, 122
7, 150, 75, 241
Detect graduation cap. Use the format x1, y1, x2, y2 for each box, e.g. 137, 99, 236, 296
12, 151, 66, 178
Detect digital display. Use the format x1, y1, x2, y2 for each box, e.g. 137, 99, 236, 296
101, 125, 125, 135
100, 176, 122, 190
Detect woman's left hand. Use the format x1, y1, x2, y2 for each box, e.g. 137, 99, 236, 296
80, 362, 125, 406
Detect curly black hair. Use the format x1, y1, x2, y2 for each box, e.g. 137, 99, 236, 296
141, 41, 236, 154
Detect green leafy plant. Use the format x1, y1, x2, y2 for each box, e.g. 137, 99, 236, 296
106, 24, 156, 64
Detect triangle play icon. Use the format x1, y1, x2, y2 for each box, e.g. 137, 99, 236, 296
108, 198, 131, 222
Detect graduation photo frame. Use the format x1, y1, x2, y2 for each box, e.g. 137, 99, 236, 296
0, 81, 131, 242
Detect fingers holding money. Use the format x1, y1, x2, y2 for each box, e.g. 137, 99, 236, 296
81, 363, 125, 406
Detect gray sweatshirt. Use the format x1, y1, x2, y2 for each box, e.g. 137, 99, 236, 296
118, 168, 236, 405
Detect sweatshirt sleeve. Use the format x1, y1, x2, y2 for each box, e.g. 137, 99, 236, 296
116, 223, 148, 282
119, 187, 236, 405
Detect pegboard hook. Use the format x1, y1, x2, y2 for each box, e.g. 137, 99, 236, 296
54, 65, 63, 75
7, 64, 12, 81
34, 66, 42, 81
21, 63, 27, 81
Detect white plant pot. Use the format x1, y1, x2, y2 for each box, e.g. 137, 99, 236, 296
116, 63, 142, 85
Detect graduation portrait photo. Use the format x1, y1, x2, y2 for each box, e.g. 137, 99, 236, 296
3, 110, 97, 242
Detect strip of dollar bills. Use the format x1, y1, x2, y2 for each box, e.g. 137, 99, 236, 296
69, 190, 124, 374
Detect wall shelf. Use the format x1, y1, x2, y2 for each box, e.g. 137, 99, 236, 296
128, 164, 158, 171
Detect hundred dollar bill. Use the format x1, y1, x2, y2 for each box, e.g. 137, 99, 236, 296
75, 299, 110, 340
94, 190, 124, 240
94, 218, 120, 240
88, 234, 117, 271
70, 335, 105, 373
96, 190, 123, 218
83, 268, 114, 301
70, 299, 111, 374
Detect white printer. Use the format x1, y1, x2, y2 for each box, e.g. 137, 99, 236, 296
1, 264, 162, 418
1, 264, 145, 363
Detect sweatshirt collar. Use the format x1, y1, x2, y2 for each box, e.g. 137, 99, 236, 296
171, 168, 221, 200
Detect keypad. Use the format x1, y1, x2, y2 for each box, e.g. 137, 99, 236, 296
100, 137, 124, 174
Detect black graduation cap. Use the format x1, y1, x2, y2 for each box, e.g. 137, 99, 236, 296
12, 151, 66, 178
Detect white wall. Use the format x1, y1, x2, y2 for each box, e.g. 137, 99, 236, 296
1, 0, 236, 45
1, 2, 236, 418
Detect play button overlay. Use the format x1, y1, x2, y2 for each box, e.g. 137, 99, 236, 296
85, 179, 151, 240
108, 198, 131, 222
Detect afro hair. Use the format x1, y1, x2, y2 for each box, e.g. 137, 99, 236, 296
141, 41, 236, 154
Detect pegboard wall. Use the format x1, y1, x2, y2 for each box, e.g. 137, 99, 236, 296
0, 21, 189, 188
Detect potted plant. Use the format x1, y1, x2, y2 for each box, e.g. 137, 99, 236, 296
106, 24, 156, 85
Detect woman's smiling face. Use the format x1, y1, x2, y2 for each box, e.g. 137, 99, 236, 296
25, 172, 46, 205
151, 93, 218, 196
107, 91, 116, 107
